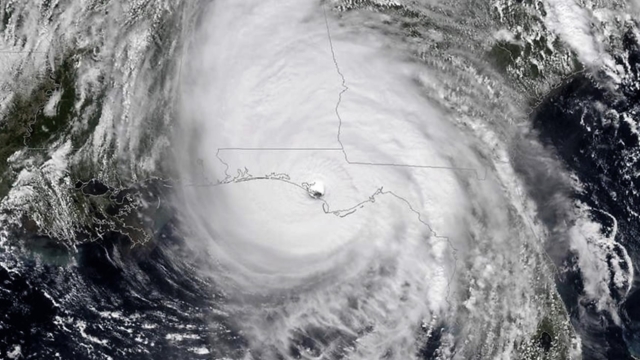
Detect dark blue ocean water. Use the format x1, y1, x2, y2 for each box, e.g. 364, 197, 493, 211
532, 27, 640, 360
0, 179, 251, 359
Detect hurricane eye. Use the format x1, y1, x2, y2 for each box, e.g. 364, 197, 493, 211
307, 181, 325, 199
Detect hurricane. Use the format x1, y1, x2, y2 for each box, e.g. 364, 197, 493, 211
0, 0, 639, 359
175, 0, 571, 357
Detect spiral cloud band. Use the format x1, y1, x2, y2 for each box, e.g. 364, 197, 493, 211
176, 0, 570, 358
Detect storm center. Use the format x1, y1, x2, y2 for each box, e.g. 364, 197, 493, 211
305, 181, 325, 199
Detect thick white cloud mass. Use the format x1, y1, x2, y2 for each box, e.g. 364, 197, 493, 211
174, 0, 574, 358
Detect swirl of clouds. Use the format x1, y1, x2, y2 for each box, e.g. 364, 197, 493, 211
172, 0, 596, 358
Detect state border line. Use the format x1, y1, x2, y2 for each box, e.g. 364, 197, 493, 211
213, 4, 487, 182
215, 147, 487, 180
